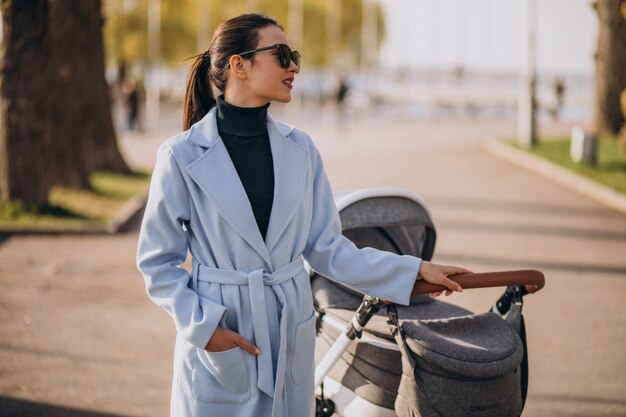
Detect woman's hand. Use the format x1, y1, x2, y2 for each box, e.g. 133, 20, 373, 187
205, 327, 261, 356
417, 261, 472, 298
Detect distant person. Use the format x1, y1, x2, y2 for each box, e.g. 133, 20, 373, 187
336, 76, 348, 107
336, 74, 349, 119
117, 58, 127, 90
551, 77, 566, 120
136, 13, 468, 417
123, 80, 140, 131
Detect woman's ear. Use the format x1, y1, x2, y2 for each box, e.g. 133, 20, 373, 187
228, 55, 249, 80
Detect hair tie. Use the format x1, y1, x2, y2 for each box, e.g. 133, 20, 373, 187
202, 50, 211, 67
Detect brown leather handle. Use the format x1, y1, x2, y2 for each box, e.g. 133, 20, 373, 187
411, 269, 545, 296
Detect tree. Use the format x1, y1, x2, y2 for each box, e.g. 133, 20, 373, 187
50, 0, 130, 174
47, 1, 95, 189
592, 0, 626, 136
0, 0, 53, 206
0, 0, 129, 207
102, 0, 385, 69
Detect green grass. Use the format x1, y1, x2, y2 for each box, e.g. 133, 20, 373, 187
516, 136, 626, 195
0, 170, 150, 232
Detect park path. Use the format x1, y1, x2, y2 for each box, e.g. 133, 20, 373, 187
1, 108, 625, 417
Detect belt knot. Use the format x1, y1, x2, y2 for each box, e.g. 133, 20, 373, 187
193, 257, 305, 400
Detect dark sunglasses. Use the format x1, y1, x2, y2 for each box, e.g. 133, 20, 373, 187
229, 43, 301, 69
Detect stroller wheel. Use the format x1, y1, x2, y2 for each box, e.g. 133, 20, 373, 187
315, 396, 335, 417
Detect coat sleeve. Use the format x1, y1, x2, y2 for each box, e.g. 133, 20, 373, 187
137, 142, 226, 349
302, 142, 422, 306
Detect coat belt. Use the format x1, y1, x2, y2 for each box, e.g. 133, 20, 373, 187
193, 257, 305, 412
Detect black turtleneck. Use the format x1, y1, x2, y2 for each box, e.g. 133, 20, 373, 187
216, 95, 274, 240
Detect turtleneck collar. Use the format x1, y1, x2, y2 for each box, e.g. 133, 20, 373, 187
216, 95, 270, 137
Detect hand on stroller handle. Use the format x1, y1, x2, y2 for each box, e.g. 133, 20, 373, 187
415, 261, 470, 297
411, 269, 545, 296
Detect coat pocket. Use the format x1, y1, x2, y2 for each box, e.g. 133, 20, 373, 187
291, 311, 317, 385
192, 346, 251, 404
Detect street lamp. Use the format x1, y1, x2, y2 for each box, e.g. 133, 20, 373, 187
517, 0, 538, 148
288, 0, 304, 51
326, 0, 341, 69
146, 0, 161, 131
360, 0, 377, 73
197, 0, 211, 53
287, 0, 304, 119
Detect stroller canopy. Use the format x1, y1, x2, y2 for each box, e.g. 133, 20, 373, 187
334, 188, 436, 261
312, 188, 438, 312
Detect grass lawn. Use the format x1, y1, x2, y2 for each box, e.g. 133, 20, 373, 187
0, 170, 150, 232
519, 136, 626, 195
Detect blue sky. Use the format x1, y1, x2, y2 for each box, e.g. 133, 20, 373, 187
379, 0, 598, 76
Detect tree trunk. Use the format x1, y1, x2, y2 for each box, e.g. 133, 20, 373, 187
593, 0, 626, 135
0, 0, 131, 207
0, 0, 53, 207
62, 0, 130, 174
47, 0, 93, 188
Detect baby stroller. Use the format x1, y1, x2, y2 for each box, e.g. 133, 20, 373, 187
311, 188, 545, 417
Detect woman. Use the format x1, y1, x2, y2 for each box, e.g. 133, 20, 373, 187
137, 13, 469, 417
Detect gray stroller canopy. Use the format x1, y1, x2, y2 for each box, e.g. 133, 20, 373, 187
313, 189, 438, 312
335, 189, 436, 261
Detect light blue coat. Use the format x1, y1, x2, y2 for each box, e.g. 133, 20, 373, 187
136, 107, 422, 417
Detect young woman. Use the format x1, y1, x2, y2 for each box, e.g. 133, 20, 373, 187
137, 13, 469, 417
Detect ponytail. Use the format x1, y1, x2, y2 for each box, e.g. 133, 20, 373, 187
181, 13, 281, 131
182, 51, 215, 130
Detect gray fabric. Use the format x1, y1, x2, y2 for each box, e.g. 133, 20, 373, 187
394, 306, 525, 417
402, 312, 523, 379
339, 196, 436, 262
395, 361, 523, 417
315, 323, 401, 409
315, 301, 474, 409
311, 222, 436, 313
339, 197, 434, 230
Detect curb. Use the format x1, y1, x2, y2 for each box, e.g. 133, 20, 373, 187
483, 138, 626, 216
0, 191, 148, 236
106, 191, 148, 233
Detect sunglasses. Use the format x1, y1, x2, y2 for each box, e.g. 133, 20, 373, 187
229, 43, 301, 69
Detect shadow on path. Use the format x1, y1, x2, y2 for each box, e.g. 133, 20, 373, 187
0, 234, 11, 247
0, 397, 130, 417
531, 392, 626, 407
426, 195, 625, 220
0, 343, 125, 366
436, 252, 626, 276
438, 219, 626, 242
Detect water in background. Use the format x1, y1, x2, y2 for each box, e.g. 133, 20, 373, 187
111, 66, 593, 133
287, 67, 592, 125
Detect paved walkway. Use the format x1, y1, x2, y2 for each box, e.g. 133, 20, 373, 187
1, 107, 625, 417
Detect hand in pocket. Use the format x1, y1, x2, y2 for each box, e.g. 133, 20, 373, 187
205, 327, 261, 356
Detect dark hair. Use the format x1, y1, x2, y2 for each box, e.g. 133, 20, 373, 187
182, 13, 282, 130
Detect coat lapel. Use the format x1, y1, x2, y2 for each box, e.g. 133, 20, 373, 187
185, 108, 272, 266
264, 116, 308, 254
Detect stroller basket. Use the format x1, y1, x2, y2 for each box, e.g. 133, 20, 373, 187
390, 304, 526, 417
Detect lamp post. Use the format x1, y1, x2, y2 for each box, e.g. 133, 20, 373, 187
326, 0, 340, 69
288, 0, 304, 51
197, 0, 210, 53
146, 0, 161, 130
287, 0, 304, 119
360, 0, 379, 104
517, 0, 537, 148
246, 0, 260, 12
360, 0, 376, 73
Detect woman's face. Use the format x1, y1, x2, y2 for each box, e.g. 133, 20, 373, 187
242, 25, 299, 105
